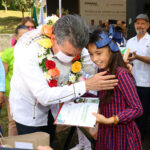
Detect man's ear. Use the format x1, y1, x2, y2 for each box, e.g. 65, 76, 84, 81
51, 34, 56, 44
51, 34, 59, 54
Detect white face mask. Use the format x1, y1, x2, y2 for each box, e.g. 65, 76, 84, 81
55, 50, 74, 63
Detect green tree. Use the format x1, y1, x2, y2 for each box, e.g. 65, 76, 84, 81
15, 0, 27, 17
2, 0, 11, 11
1, 0, 17, 10
15, 0, 34, 18
9, 0, 17, 10
0, 0, 3, 9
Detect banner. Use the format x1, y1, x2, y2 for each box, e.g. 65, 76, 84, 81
33, 4, 38, 26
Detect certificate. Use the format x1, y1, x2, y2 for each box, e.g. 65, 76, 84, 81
54, 97, 99, 128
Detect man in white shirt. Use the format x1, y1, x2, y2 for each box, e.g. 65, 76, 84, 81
126, 13, 150, 139
10, 15, 118, 146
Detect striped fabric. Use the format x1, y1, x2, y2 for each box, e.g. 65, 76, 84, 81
96, 67, 143, 150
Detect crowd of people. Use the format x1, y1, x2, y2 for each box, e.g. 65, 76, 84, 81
0, 13, 150, 150
88, 19, 127, 37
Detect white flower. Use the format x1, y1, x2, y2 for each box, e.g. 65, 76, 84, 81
39, 48, 46, 56
69, 74, 76, 83
47, 54, 53, 60
45, 15, 59, 24
44, 72, 51, 81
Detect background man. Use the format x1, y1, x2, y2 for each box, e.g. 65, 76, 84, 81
127, 13, 150, 139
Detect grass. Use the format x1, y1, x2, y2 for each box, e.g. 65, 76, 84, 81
0, 10, 32, 34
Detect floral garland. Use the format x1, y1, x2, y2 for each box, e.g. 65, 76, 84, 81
38, 15, 83, 87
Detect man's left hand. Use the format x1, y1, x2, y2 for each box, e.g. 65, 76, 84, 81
128, 51, 137, 61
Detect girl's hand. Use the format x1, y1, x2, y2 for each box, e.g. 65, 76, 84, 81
93, 112, 119, 125
92, 113, 107, 124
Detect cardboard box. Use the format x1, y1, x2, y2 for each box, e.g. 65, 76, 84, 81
0, 132, 50, 149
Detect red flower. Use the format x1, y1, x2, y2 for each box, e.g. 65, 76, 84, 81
48, 79, 57, 87
72, 54, 81, 62
46, 60, 56, 69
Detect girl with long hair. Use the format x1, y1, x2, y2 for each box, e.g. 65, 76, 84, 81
88, 29, 143, 150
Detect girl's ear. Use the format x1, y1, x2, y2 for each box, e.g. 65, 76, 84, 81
14, 33, 17, 39
14, 33, 19, 41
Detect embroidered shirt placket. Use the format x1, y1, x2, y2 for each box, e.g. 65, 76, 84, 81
47, 93, 74, 103
73, 84, 76, 97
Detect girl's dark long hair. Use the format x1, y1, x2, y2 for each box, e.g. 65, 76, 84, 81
88, 29, 128, 104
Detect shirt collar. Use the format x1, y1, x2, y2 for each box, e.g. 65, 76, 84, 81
143, 32, 150, 40
135, 32, 149, 41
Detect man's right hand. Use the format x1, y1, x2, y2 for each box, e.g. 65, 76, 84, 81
85, 71, 118, 91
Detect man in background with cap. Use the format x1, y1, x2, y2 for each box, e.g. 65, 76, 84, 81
126, 13, 150, 139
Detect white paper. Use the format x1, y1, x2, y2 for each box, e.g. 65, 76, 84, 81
15, 141, 33, 149
54, 97, 99, 128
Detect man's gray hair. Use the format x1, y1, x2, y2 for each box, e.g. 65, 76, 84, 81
53, 15, 89, 49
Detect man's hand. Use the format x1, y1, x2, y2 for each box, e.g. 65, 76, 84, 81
128, 51, 150, 64
85, 71, 118, 91
128, 51, 137, 61
37, 146, 53, 150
